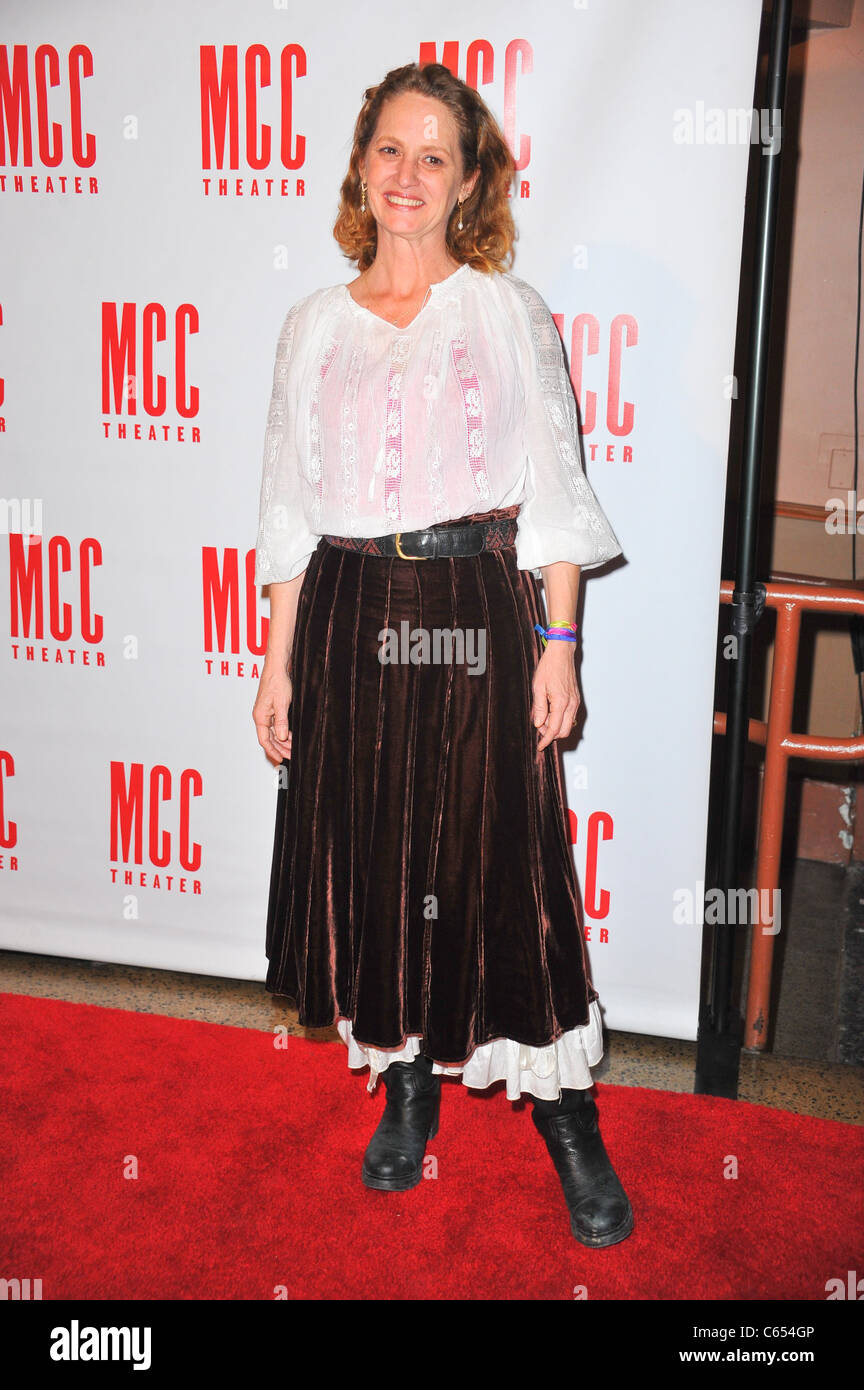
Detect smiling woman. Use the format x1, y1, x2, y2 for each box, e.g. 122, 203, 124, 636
340, 89, 482, 328
253, 60, 632, 1250
332, 62, 515, 269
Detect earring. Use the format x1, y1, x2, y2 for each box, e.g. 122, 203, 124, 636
457, 198, 463, 230
360, 179, 366, 213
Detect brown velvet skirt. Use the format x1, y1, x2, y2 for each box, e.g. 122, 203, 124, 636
264, 504, 598, 1064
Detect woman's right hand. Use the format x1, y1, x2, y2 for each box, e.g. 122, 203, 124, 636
253, 664, 294, 766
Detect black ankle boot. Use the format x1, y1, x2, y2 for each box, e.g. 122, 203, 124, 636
361, 1053, 441, 1191
530, 1088, 634, 1247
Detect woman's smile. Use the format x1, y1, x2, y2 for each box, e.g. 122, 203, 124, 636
382, 191, 425, 208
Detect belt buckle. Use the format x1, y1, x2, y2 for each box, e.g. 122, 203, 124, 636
394, 530, 431, 560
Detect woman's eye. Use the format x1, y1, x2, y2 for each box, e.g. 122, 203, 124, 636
377, 147, 443, 165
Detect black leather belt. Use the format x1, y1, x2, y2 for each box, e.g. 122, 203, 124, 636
322, 513, 519, 559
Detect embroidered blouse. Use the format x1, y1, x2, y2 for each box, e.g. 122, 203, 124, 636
254, 263, 623, 584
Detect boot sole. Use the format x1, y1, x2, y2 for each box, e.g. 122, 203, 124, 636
361, 1111, 439, 1191
361, 1165, 424, 1191
569, 1204, 635, 1248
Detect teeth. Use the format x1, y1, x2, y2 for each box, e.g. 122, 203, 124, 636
386, 194, 423, 207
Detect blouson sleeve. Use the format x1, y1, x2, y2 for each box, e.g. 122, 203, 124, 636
511, 279, 623, 580
254, 300, 319, 585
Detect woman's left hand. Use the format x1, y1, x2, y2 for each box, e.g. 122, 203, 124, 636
532, 642, 582, 751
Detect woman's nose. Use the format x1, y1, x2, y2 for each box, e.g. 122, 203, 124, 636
395, 158, 422, 186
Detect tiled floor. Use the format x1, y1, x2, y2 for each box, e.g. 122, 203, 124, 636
2, 947, 861, 1124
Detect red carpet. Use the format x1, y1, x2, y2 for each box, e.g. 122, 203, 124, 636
1, 991, 861, 1300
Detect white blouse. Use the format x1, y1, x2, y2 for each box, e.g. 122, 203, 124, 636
254, 263, 623, 585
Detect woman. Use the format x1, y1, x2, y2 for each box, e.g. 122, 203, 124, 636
253, 61, 633, 1249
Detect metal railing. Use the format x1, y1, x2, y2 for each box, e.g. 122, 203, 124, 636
713, 573, 864, 1051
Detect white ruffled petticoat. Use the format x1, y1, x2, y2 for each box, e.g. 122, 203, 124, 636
336, 998, 604, 1102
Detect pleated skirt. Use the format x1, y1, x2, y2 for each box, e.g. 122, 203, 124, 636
264, 505, 604, 1098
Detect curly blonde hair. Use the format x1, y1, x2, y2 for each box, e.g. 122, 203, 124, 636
333, 62, 517, 274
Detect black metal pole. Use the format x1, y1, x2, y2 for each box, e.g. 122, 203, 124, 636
695, 0, 793, 1096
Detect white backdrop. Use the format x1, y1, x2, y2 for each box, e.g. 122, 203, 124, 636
0, 0, 763, 1040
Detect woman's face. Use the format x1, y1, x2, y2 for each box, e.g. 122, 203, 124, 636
360, 92, 478, 251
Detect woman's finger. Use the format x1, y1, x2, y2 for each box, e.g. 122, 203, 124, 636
536, 693, 581, 750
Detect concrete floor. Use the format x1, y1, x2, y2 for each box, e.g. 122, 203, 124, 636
2, 938, 861, 1124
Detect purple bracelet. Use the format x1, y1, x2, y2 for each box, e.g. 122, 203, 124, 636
534, 623, 578, 648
